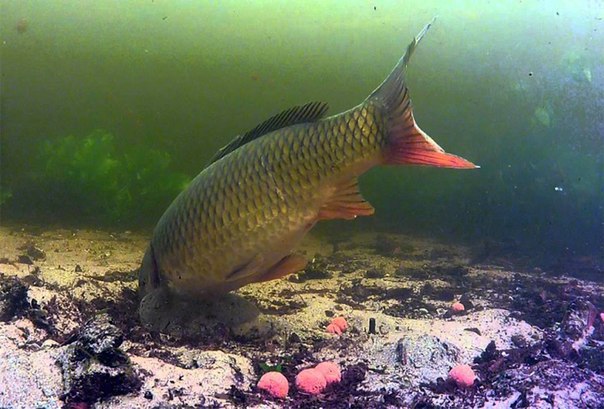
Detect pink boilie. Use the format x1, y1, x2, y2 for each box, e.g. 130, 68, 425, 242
295, 368, 327, 395
257, 371, 289, 398
448, 364, 476, 388
315, 361, 341, 385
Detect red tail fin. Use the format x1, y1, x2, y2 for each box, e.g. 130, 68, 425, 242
366, 20, 478, 169
387, 111, 477, 169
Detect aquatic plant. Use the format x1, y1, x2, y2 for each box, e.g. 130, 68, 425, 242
33, 129, 189, 225
0, 187, 12, 208
258, 362, 283, 374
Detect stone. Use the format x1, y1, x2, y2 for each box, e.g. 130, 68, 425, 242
56, 314, 141, 405
0, 274, 29, 321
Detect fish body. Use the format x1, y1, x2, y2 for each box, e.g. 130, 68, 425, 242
138, 21, 476, 304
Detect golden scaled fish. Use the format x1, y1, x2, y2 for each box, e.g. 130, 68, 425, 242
138, 22, 477, 305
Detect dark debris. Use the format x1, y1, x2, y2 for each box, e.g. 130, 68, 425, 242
17, 241, 46, 261
0, 273, 29, 321
56, 314, 142, 405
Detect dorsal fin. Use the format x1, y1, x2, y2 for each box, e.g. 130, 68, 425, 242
208, 101, 329, 164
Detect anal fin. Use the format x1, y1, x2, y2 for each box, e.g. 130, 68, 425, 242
318, 178, 375, 221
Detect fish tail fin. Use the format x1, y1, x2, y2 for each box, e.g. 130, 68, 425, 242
367, 19, 478, 169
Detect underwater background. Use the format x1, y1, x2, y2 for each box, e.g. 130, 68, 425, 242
1, 0, 602, 262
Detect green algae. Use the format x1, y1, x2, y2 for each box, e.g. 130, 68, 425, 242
32, 129, 189, 225
0, 188, 12, 208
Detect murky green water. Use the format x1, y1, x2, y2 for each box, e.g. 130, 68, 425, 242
1, 1, 602, 259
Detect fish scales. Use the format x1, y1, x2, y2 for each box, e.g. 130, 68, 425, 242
138, 20, 477, 309
154, 109, 384, 291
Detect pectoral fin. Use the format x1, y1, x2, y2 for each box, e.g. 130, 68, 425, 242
225, 254, 265, 282
255, 254, 308, 283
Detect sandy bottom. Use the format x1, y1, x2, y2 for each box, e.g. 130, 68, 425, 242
0, 224, 602, 408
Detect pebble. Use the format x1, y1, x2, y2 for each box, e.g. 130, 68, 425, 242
42, 339, 59, 349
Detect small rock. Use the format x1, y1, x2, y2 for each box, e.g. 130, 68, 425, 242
340, 363, 366, 387
294, 258, 332, 281
459, 294, 474, 310
56, 314, 141, 405
78, 314, 124, 358
42, 339, 60, 349
364, 268, 385, 279
396, 335, 460, 373
561, 299, 597, 341
17, 255, 33, 265
511, 334, 528, 348
287, 332, 301, 344
18, 242, 46, 261
0, 274, 29, 321
374, 235, 401, 256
